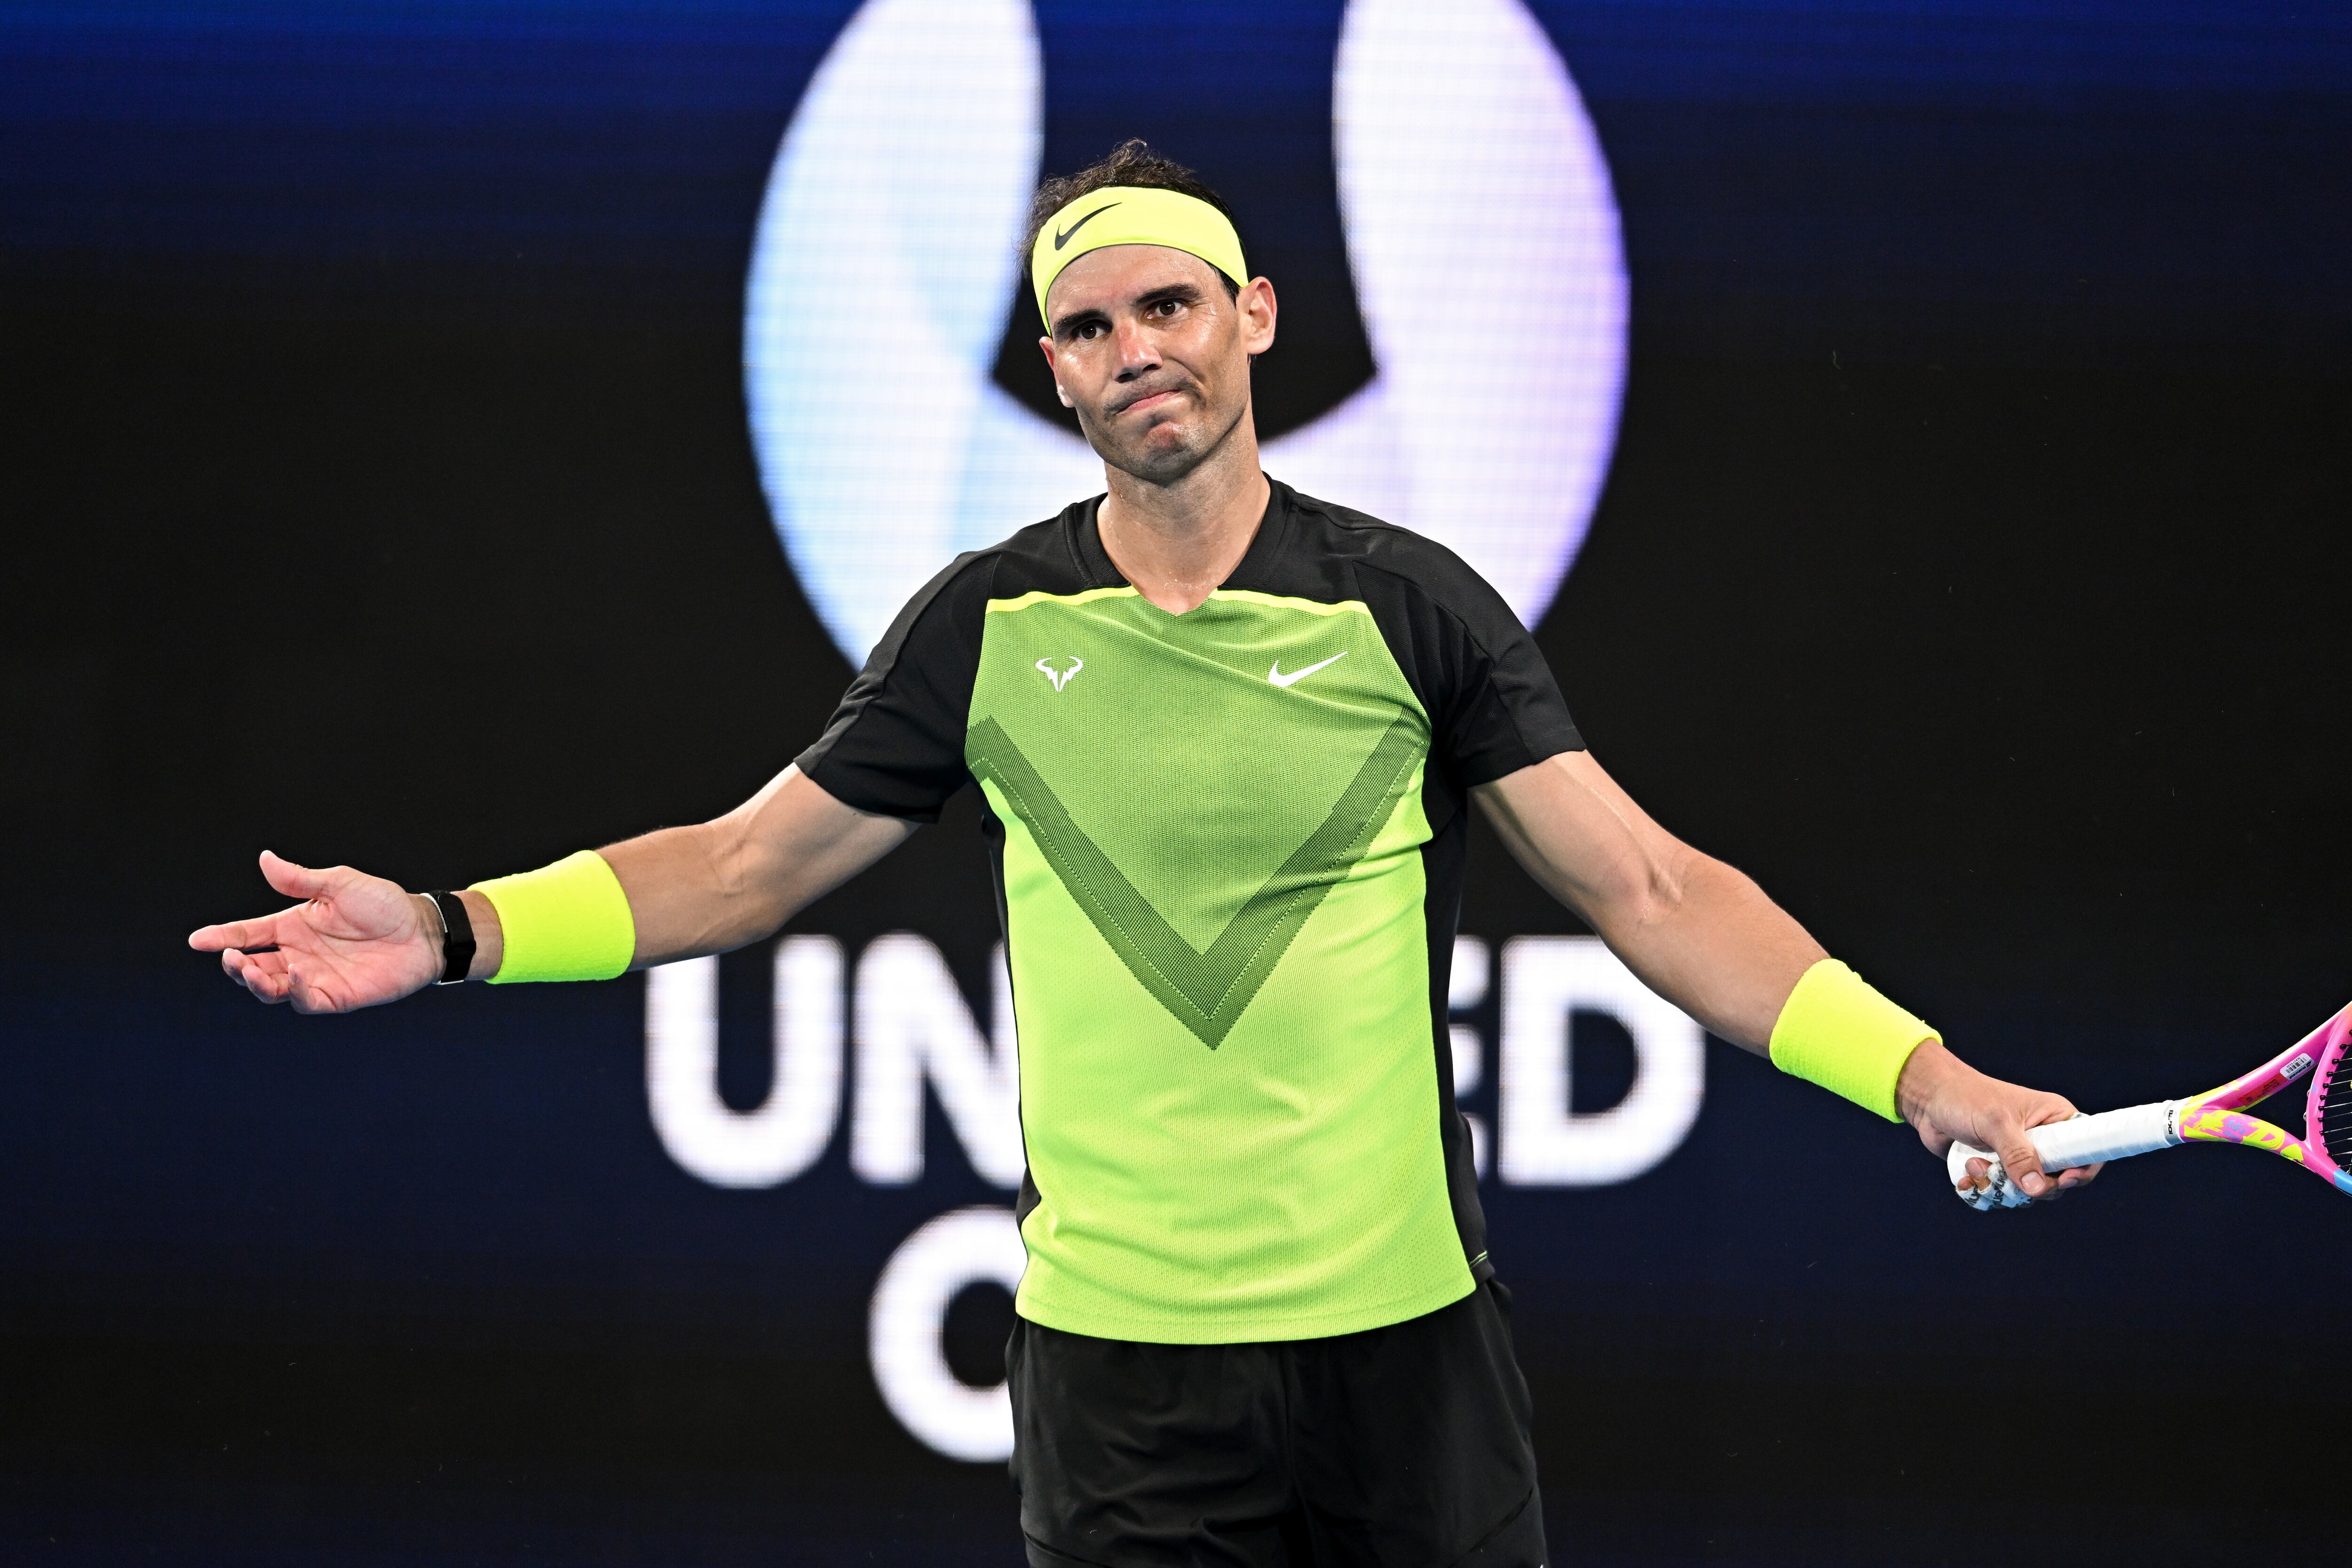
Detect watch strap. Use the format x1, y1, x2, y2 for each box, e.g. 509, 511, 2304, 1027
425, 890, 475, 985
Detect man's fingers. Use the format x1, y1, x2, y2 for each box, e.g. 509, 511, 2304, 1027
227, 947, 349, 1013
194, 852, 340, 953
2054, 1161, 2104, 1190
1956, 1154, 1993, 1194
258, 850, 334, 901
222, 944, 326, 1014
285, 966, 324, 1013
227, 945, 289, 992
2016, 1099, 2083, 1198
221, 948, 292, 1003
191, 916, 278, 953
1995, 1122, 2053, 1200
284, 963, 353, 1015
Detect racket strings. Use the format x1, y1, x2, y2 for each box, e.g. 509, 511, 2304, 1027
2317, 1054, 2352, 1168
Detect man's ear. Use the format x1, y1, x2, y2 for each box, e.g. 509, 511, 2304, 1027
1238, 277, 1278, 356
1037, 335, 1072, 406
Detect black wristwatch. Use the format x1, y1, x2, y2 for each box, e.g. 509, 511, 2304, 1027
425, 890, 475, 985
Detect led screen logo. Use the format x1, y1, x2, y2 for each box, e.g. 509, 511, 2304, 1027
744, 0, 1628, 666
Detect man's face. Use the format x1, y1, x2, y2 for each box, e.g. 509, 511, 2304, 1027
1039, 244, 1278, 485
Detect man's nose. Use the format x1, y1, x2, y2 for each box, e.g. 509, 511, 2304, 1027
1113, 317, 1159, 376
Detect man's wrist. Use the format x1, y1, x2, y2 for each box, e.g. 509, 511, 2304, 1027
412, 892, 451, 978
1766, 959, 1937, 1121
409, 889, 501, 982
466, 853, 623, 984
453, 888, 501, 979
1894, 1037, 1968, 1127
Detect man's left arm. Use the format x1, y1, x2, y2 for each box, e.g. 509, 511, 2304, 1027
1474, 749, 2098, 1200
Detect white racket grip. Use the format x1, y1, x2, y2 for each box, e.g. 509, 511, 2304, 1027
1948, 1100, 2180, 1210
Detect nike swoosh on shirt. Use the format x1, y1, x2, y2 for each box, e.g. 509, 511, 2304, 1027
1267, 652, 1348, 688
1053, 203, 1119, 250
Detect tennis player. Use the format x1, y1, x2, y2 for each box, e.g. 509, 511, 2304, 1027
192, 143, 2098, 1567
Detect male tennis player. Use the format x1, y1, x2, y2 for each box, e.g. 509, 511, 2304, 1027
193, 143, 2098, 1567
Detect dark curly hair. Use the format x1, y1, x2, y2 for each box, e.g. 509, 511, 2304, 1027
1024, 139, 1243, 301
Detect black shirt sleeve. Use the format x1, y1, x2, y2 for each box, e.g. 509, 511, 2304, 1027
793, 551, 993, 822
1426, 570, 1583, 788
1356, 533, 1583, 791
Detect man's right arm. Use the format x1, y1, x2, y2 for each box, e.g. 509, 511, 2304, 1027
596, 764, 914, 967
190, 765, 913, 1014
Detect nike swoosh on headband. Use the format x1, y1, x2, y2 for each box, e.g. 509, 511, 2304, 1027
1053, 202, 1120, 250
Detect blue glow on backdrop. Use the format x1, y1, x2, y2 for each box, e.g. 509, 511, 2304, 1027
744, 0, 1625, 664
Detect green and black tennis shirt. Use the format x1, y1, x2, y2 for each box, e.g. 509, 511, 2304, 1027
798, 481, 1582, 1345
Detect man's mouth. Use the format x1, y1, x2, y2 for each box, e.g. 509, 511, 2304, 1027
1112, 386, 1184, 418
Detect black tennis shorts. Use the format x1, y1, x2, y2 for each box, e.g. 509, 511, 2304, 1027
1007, 1278, 1546, 1568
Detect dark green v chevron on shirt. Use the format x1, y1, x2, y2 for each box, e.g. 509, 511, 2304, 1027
967, 710, 1424, 1049
968, 586, 1473, 1342
793, 484, 1587, 1348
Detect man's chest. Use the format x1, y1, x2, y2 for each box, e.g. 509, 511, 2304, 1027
965, 589, 1430, 932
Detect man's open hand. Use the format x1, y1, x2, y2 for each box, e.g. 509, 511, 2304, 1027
1896, 1039, 2102, 1201
189, 851, 442, 1013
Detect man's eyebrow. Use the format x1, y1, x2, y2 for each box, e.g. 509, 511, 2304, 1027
1049, 304, 1110, 339
1132, 282, 1205, 309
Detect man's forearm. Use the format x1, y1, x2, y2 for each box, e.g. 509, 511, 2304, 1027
1475, 752, 2093, 1185
414, 766, 914, 981
1476, 751, 1821, 1053
600, 817, 790, 967
600, 766, 914, 970
405, 824, 747, 981
1590, 854, 1824, 1053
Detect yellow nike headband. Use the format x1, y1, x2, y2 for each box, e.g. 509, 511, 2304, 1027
1030, 186, 1249, 328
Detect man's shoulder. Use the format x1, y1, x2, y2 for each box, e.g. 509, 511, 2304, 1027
887, 499, 1105, 617
1273, 483, 1509, 620
930, 499, 1107, 600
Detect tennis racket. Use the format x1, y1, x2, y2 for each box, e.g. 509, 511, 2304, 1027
1949, 999, 2352, 1209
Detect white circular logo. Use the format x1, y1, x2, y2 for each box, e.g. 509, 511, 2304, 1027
745, 0, 1627, 666
867, 1205, 1026, 1462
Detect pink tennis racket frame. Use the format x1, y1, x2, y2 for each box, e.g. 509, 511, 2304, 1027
1950, 1000, 2352, 1208
2170, 1001, 2352, 1190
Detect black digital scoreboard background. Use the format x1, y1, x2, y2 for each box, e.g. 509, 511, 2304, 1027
4, 3, 2350, 1563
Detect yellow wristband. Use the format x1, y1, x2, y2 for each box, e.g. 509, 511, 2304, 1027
471, 850, 636, 984
1767, 959, 1938, 1122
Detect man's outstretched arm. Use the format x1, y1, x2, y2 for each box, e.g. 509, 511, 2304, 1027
189, 765, 912, 1015
1475, 749, 2098, 1201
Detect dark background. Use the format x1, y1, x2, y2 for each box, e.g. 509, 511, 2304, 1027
5, 2, 2350, 1562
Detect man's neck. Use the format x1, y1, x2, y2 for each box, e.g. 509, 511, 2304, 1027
1097, 423, 1271, 615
